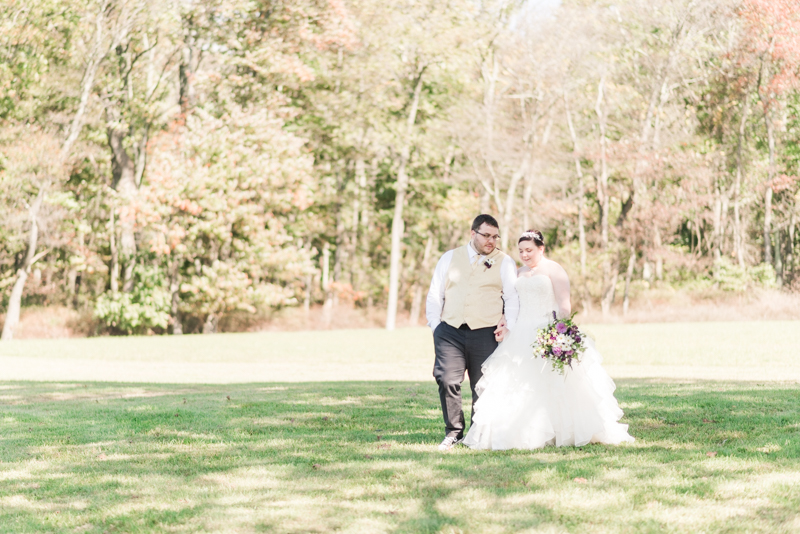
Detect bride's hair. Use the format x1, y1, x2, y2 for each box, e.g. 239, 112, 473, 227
519, 229, 545, 247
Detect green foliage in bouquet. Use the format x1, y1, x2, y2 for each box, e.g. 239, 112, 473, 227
532, 311, 588, 375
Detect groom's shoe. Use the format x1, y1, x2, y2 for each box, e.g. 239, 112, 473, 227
437, 436, 460, 452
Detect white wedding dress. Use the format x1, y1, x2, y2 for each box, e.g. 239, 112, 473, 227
463, 274, 635, 450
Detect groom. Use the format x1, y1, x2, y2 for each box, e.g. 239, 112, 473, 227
425, 214, 519, 451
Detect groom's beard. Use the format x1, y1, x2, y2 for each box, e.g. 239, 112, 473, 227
472, 238, 495, 256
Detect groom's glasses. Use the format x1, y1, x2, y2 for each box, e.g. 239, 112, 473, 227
475, 230, 501, 242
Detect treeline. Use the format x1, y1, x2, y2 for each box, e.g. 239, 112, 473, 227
0, 0, 798, 337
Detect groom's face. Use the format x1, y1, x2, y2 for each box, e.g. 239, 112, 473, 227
471, 223, 500, 255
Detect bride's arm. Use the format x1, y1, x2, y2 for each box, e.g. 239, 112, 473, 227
550, 264, 572, 318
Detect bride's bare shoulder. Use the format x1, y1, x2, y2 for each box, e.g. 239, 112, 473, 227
542, 259, 569, 282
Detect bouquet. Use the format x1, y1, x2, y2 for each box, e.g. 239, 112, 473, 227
531, 311, 587, 375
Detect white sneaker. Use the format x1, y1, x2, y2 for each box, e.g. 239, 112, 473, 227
438, 436, 460, 451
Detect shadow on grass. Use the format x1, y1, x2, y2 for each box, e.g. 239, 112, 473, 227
0, 379, 799, 533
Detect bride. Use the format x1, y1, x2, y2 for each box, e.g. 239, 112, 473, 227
463, 230, 634, 450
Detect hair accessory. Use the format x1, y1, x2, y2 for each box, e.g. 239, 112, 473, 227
520, 231, 542, 242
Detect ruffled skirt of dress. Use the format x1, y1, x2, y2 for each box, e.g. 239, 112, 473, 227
463, 321, 635, 450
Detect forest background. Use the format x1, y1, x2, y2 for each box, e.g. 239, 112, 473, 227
1, 0, 799, 338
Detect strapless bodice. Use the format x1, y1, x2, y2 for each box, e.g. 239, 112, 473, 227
515, 275, 558, 328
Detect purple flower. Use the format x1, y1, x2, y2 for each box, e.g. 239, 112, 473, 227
553, 347, 562, 356
556, 322, 567, 334
484, 260, 492, 269
575, 336, 581, 343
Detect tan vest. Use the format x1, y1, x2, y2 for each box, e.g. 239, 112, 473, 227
441, 245, 506, 329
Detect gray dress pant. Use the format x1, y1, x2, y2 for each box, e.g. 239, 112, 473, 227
432, 322, 499, 439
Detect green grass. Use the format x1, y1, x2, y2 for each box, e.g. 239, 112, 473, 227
2, 379, 799, 533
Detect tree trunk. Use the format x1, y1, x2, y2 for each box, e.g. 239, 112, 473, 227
595, 77, 610, 251
622, 252, 635, 316
595, 76, 614, 315
654, 227, 663, 281
358, 159, 376, 299
601, 262, 618, 315
61, 0, 109, 161
2, 186, 46, 341
775, 230, 783, 287
758, 61, 776, 266
500, 154, 529, 251
408, 233, 435, 326
712, 180, 723, 267
303, 274, 312, 316
565, 93, 589, 312
734, 92, 750, 267
333, 201, 346, 308
322, 242, 332, 328
789, 208, 796, 283
179, 14, 196, 116
107, 112, 139, 290
170, 257, 183, 335
202, 313, 217, 334
109, 205, 119, 294
386, 70, 425, 330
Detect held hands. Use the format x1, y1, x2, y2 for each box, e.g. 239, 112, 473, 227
494, 325, 509, 342
494, 315, 508, 342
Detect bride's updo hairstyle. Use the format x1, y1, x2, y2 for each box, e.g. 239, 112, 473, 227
519, 229, 545, 247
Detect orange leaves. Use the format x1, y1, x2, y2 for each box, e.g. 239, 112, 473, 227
174, 199, 202, 216
740, 0, 800, 96
769, 174, 799, 193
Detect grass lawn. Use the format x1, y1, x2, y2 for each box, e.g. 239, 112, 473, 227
2, 321, 800, 382
2, 377, 799, 533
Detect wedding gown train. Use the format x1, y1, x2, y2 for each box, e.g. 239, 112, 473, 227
463, 275, 635, 450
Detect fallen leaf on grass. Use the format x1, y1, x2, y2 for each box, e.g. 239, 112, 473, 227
312, 464, 321, 469
573, 477, 588, 484
364, 455, 373, 459
98, 453, 107, 460
378, 443, 391, 449
702, 418, 717, 423
706, 451, 717, 457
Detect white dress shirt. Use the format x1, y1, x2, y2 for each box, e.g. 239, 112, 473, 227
425, 242, 520, 333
